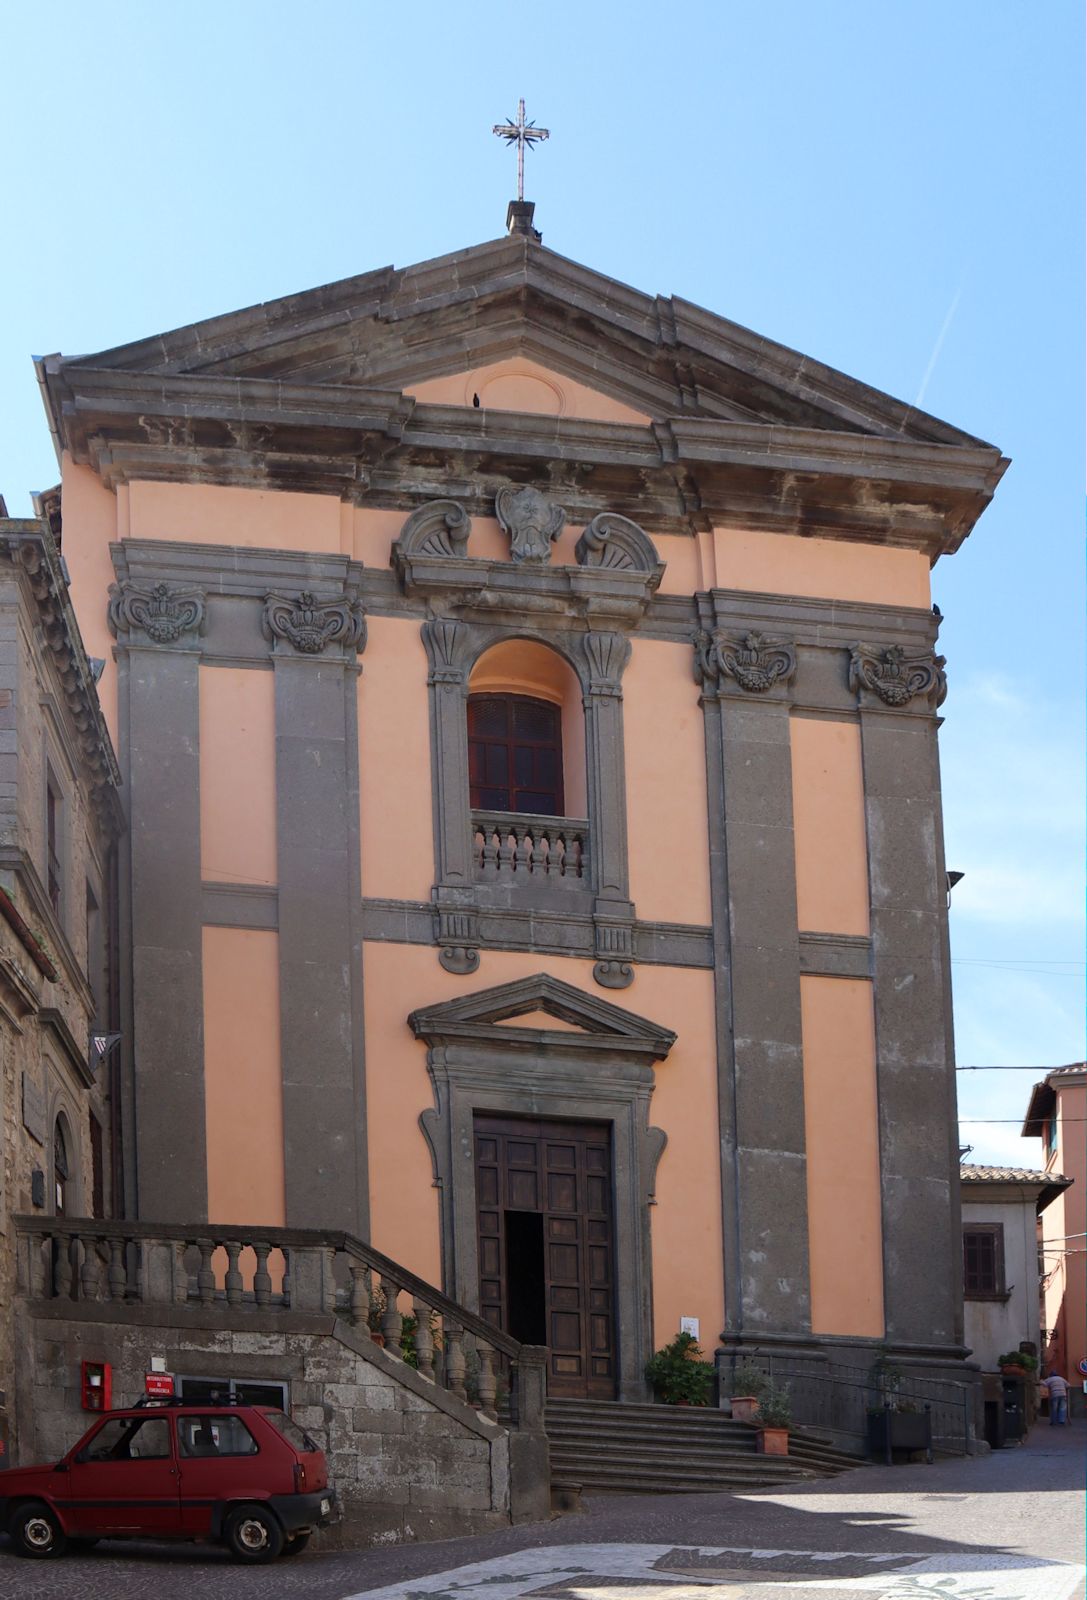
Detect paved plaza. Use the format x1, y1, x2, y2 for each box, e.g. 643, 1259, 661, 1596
0, 1423, 1081, 1600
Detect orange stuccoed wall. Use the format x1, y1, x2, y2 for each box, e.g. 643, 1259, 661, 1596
361, 942, 724, 1346
55, 354, 943, 1348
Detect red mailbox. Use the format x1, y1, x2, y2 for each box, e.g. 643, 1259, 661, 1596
80, 1360, 111, 1412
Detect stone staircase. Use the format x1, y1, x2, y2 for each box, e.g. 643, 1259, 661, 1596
545, 1398, 863, 1495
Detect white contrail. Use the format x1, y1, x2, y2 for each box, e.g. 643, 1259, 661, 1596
914, 281, 964, 409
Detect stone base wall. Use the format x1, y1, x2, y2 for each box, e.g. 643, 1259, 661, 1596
14, 1302, 545, 1547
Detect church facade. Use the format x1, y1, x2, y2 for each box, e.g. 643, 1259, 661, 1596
37, 217, 1007, 1400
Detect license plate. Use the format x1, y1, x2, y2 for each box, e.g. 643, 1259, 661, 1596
320, 1498, 330, 1515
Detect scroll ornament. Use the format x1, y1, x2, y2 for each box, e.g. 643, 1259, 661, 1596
693, 629, 797, 694
849, 644, 947, 709
575, 512, 661, 576
495, 486, 566, 565
262, 591, 366, 656
108, 580, 206, 645
395, 499, 472, 559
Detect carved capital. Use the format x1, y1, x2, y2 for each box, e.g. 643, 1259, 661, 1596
421, 617, 472, 686
849, 643, 947, 709
495, 486, 566, 565
261, 590, 366, 656
108, 579, 206, 646
575, 512, 662, 580
395, 499, 472, 559
580, 630, 632, 697
693, 629, 796, 696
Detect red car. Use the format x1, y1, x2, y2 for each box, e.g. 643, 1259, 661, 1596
0, 1400, 335, 1563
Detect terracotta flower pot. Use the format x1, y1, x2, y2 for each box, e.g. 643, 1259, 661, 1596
731, 1395, 760, 1423
370, 1331, 386, 1347
757, 1426, 789, 1455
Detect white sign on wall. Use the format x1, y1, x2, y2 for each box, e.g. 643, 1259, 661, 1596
680, 1317, 700, 1340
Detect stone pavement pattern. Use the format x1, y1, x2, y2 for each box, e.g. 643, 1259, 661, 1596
0, 1423, 1082, 1600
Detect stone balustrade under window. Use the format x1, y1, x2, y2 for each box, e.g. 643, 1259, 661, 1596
471, 810, 588, 886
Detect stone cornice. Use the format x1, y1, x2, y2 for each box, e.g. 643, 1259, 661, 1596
0, 518, 122, 834
41, 373, 1007, 560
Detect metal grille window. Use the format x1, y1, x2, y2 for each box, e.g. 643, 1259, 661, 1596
176, 1375, 288, 1409
468, 694, 565, 816
963, 1224, 1005, 1298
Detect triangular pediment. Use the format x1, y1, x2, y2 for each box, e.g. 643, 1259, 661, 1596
54, 234, 990, 447
408, 973, 676, 1059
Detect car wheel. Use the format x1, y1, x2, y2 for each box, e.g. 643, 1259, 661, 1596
224, 1505, 284, 1564
281, 1532, 311, 1557
10, 1502, 68, 1559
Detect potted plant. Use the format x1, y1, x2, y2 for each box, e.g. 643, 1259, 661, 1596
645, 1331, 714, 1406
728, 1361, 770, 1423
755, 1384, 792, 1455
998, 1350, 1038, 1377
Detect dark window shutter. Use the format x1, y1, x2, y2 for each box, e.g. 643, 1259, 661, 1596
468, 695, 565, 816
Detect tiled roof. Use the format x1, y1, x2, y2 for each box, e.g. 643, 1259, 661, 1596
961, 1164, 1070, 1185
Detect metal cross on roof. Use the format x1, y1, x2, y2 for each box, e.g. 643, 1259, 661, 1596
492, 98, 549, 202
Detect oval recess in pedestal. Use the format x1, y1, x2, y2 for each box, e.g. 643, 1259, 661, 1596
477, 373, 564, 416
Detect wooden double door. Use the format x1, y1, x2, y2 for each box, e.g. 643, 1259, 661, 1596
474, 1114, 617, 1398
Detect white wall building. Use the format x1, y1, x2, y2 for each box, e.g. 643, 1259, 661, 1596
960, 1165, 1071, 1372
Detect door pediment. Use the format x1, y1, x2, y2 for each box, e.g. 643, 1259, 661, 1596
408, 972, 676, 1061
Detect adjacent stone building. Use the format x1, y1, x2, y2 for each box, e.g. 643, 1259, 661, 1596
0, 505, 122, 1446
22, 209, 1007, 1454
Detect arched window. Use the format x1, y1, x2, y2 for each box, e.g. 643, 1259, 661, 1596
53, 1116, 71, 1217
468, 695, 564, 816
466, 640, 586, 821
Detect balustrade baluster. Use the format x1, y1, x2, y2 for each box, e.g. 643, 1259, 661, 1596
481, 826, 498, 875
108, 1237, 126, 1301
349, 1263, 369, 1329
196, 1239, 216, 1306
444, 1322, 467, 1400
497, 827, 514, 875
79, 1237, 101, 1301
530, 828, 546, 873
173, 1241, 191, 1304
513, 825, 530, 873
477, 1344, 497, 1419
380, 1277, 403, 1355
412, 1298, 435, 1380
32, 1235, 50, 1298
224, 1241, 243, 1307
253, 1241, 272, 1308
53, 1236, 73, 1299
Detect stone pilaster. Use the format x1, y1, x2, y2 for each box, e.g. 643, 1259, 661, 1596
855, 648, 960, 1348
578, 631, 635, 989
265, 586, 369, 1232
109, 581, 208, 1221
695, 614, 810, 1338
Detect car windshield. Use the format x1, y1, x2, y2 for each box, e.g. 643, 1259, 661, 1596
262, 1409, 318, 1452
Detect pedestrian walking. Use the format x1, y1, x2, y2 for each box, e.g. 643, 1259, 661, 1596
1042, 1371, 1070, 1425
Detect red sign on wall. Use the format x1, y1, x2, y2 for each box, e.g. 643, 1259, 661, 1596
144, 1373, 174, 1398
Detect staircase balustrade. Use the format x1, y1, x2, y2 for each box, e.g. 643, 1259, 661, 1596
15, 1216, 535, 1431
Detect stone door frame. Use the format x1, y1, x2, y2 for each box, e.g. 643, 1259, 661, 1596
411, 974, 676, 1401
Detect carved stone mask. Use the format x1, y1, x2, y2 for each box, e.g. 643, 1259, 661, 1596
495, 486, 566, 565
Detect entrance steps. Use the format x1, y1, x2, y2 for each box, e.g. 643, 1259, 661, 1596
545, 1398, 863, 1495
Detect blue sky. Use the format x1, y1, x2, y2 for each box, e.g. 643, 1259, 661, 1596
2, 2, 1082, 1164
